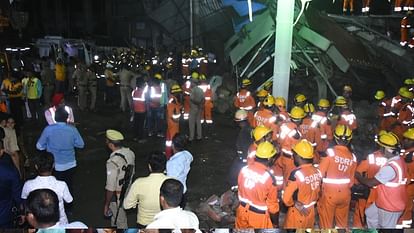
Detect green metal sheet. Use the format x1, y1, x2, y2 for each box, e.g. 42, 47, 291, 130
228, 10, 274, 65
298, 26, 331, 51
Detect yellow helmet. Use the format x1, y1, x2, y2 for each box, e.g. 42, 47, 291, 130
404, 78, 414, 85
318, 99, 330, 108
274, 97, 286, 108
145, 65, 151, 71
403, 128, 414, 140
334, 124, 353, 141
303, 103, 315, 114
257, 89, 269, 98
294, 93, 307, 104
256, 141, 277, 159
290, 106, 306, 120
252, 125, 272, 141
263, 95, 275, 107
374, 90, 385, 100
234, 109, 248, 121
335, 96, 347, 107
264, 81, 272, 89
401, 90, 414, 99
170, 84, 182, 94
399, 87, 409, 96
343, 85, 352, 92
154, 73, 163, 80
191, 49, 198, 56
377, 132, 400, 149
242, 79, 251, 87
191, 72, 199, 79
293, 139, 314, 159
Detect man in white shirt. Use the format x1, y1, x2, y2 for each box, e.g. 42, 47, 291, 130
25, 189, 87, 230
21, 152, 73, 225
146, 179, 200, 231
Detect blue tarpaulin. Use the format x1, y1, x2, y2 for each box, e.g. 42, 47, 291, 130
222, 0, 266, 17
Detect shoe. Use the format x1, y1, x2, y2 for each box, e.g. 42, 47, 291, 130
148, 132, 153, 137
157, 133, 164, 138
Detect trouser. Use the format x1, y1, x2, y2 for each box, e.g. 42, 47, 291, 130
183, 95, 190, 120
120, 86, 132, 112
353, 198, 367, 228
88, 85, 97, 110
54, 167, 76, 195
362, 0, 370, 11
365, 203, 402, 228
55, 80, 66, 93
105, 85, 117, 105
396, 0, 406, 11
78, 86, 88, 110
165, 122, 179, 159
399, 184, 414, 224
201, 101, 213, 124
276, 154, 296, 188
235, 204, 273, 228
317, 185, 351, 228
284, 206, 315, 229
9, 97, 24, 132
133, 112, 146, 139
109, 200, 128, 229
343, 0, 354, 12
189, 106, 202, 140
401, 28, 409, 45
67, 77, 74, 95
27, 98, 40, 120
148, 107, 164, 135
43, 85, 54, 106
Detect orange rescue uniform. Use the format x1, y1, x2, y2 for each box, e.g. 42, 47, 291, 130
181, 80, 191, 120
282, 164, 322, 228
236, 162, 279, 228
199, 83, 213, 124
399, 147, 414, 224
165, 95, 181, 158
318, 145, 357, 228
234, 89, 256, 126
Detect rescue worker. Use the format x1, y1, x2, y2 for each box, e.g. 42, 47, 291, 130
401, 11, 412, 46
235, 141, 279, 228
274, 96, 289, 123
393, 91, 414, 140
1, 72, 23, 131
86, 65, 97, 111
263, 80, 272, 93
352, 131, 387, 228
182, 73, 196, 121
229, 109, 253, 186
199, 54, 208, 76
255, 89, 269, 111
234, 79, 256, 126
181, 52, 191, 80
253, 95, 278, 140
104, 129, 135, 229
399, 128, 414, 227
293, 93, 310, 109
318, 124, 357, 228
147, 74, 166, 137
131, 78, 148, 143
374, 90, 394, 132
275, 107, 303, 187
313, 99, 333, 158
337, 97, 358, 131
282, 139, 322, 229
301, 102, 319, 148
22, 70, 42, 120
357, 132, 407, 229
396, 0, 406, 12
343, 0, 354, 14
247, 125, 273, 165
343, 85, 353, 111
165, 84, 182, 159
72, 63, 88, 111
188, 76, 204, 142
199, 74, 213, 138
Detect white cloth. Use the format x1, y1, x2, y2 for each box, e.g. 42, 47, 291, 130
166, 150, 193, 193
146, 207, 200, 231
374, 156, 399, 184
21, 176, 73, 224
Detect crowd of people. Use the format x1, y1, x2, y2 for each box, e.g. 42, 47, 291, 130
1, 41, 414, 231
232, 77, 414, 229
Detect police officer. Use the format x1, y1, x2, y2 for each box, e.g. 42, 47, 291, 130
103, 129, 135, 228
72, 62, 88, 111
86, 65, 97, 111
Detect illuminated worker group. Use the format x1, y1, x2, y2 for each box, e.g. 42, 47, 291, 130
343, 0, 414, 14
232, 78, 414, 228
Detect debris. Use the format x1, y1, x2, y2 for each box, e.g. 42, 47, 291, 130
197, 189, 238, 223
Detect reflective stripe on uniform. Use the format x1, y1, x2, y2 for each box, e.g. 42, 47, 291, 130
322, 178, 350, 184
238, 196, 268, 211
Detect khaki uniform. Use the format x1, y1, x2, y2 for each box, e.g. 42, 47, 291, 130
73, 68, 87, 110
106, 147, 135, 229
118, 68, 134, 112
86, 70, 97, 110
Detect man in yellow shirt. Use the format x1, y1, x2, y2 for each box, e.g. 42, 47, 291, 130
55, 58, 66, 93
123, 151, 169, 228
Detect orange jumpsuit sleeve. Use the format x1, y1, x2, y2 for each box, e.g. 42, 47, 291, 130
349, 159, 357, 187
318, 154, 331, 177
265, 180, 279, 214
282, 178, 299, 207
234, 96, 240, 108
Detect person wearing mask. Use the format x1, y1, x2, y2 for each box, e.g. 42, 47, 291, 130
36, 107, 85, 194
146, 179, 200, 231
357, 132, 408, 228
166, 133, 193, 209
21, 152, 73, 225
123, 151, 169, 228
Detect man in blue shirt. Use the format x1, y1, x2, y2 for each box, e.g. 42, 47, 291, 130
166, 133, 193, 209
0, 138, 22, 228
36, 107, 84, 194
